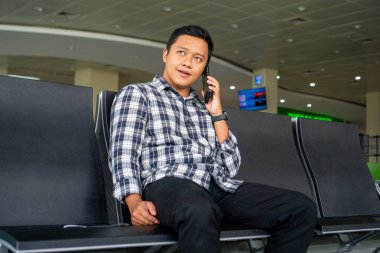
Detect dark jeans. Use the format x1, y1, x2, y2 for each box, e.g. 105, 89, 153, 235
144, 177, 317, 253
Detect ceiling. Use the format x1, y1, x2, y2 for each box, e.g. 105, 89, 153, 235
0, 0, 379, 107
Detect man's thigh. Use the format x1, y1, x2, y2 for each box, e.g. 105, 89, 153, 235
216, 182, 313, 230
143, 177, 221, 227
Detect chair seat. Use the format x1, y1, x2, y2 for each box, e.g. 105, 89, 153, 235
316, 216, 380, 235
0, 224, 269, 253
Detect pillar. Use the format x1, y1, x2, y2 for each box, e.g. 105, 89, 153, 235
366, 91, 380, 135
74, 64, 119, 117
252, 68, 278, 114
0, 66, 8, 75
366, 91, 380, 163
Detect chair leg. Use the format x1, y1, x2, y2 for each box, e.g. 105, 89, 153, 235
0, 244, 9, 253
336, 231, 380, 253
247, 239, 265, 253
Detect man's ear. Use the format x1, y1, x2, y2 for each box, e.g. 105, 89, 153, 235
163, 48, 168, 63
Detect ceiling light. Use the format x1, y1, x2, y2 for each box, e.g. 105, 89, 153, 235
162, 6, 172, 12
113, 24, 121, 29
309, 82, 316, 87
233, 50, 239, 54
355, 75, 361, 80
287, 38, 293, 43
354, 24, 361, 29
34, 6, 44, 12
277, 75, 280, 80
297, 6, 306, 12
307, 104, 312, 108
334, 50, 340, 54
280, 59, 285, 64
280, 99, 285, 103
229, 85, 236, 90
230, 24, 239, 29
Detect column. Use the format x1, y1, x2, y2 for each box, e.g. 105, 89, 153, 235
0, 66, 8, 75
74, 64, 119, 117
252, 68, 278, 114
366, 91, 380, 136
366, 91, 380, 163
0, 57, 8, 75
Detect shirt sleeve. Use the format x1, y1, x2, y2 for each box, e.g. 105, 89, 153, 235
214, 130, 241, 178
108, 85, 148, 202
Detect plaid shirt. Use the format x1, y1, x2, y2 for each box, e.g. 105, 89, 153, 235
109, 75, 242, 202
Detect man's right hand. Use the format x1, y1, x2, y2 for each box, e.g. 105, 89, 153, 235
125, 194, 160, 226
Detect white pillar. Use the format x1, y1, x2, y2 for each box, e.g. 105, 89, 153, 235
74, 64, 119, 117
366, 91, 380, 136
0, 64, 8, 75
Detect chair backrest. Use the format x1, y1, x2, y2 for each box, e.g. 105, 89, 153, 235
0, 76, 108, 227
226, 109, 319, 215
295, 117, 380, 218
95, 90, 126, 224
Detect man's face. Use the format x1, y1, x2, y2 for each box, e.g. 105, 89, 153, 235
162, 35, 208, 92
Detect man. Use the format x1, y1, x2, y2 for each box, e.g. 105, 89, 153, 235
109, 25, 317, 253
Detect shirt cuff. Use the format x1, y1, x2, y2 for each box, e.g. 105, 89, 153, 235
217, 130, 238, 151
113, 177, 142, 203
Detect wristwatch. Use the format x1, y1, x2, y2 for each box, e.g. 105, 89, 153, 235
211, 111, 228, 122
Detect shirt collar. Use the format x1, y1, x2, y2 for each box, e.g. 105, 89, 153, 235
153, 75, 204, 104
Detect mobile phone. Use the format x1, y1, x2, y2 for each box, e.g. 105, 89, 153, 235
202, 66, 213, 103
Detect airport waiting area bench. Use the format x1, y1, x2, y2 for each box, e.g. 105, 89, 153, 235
0, 76, 380, 253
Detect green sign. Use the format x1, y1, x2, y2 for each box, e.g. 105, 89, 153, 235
278, 107, 343, 122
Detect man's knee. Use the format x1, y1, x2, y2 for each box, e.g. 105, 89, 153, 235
173, 201, 222, 229
291, 192, 318, 227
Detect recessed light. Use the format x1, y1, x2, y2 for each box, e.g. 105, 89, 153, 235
309, 82, 316, 87
297, 6, 306, 12
229, 85, 236, 90
355, 75, 361, 80
277, 75, 280, 80
162, 6, 172, 12
307, 104, 312, 108
230, 24, 239, 29
233, 50, 239, 54
34, 6, 44, 12
354, 24, 361, 29
280, 99, 285, 103
287, 38, 293, 43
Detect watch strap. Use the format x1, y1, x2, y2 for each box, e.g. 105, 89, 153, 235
211, 111, 228, 122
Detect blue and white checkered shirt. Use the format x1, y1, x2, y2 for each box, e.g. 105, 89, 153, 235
109, 75, 242, 202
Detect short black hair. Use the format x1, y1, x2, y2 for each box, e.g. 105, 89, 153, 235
166, 25, 214, 64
